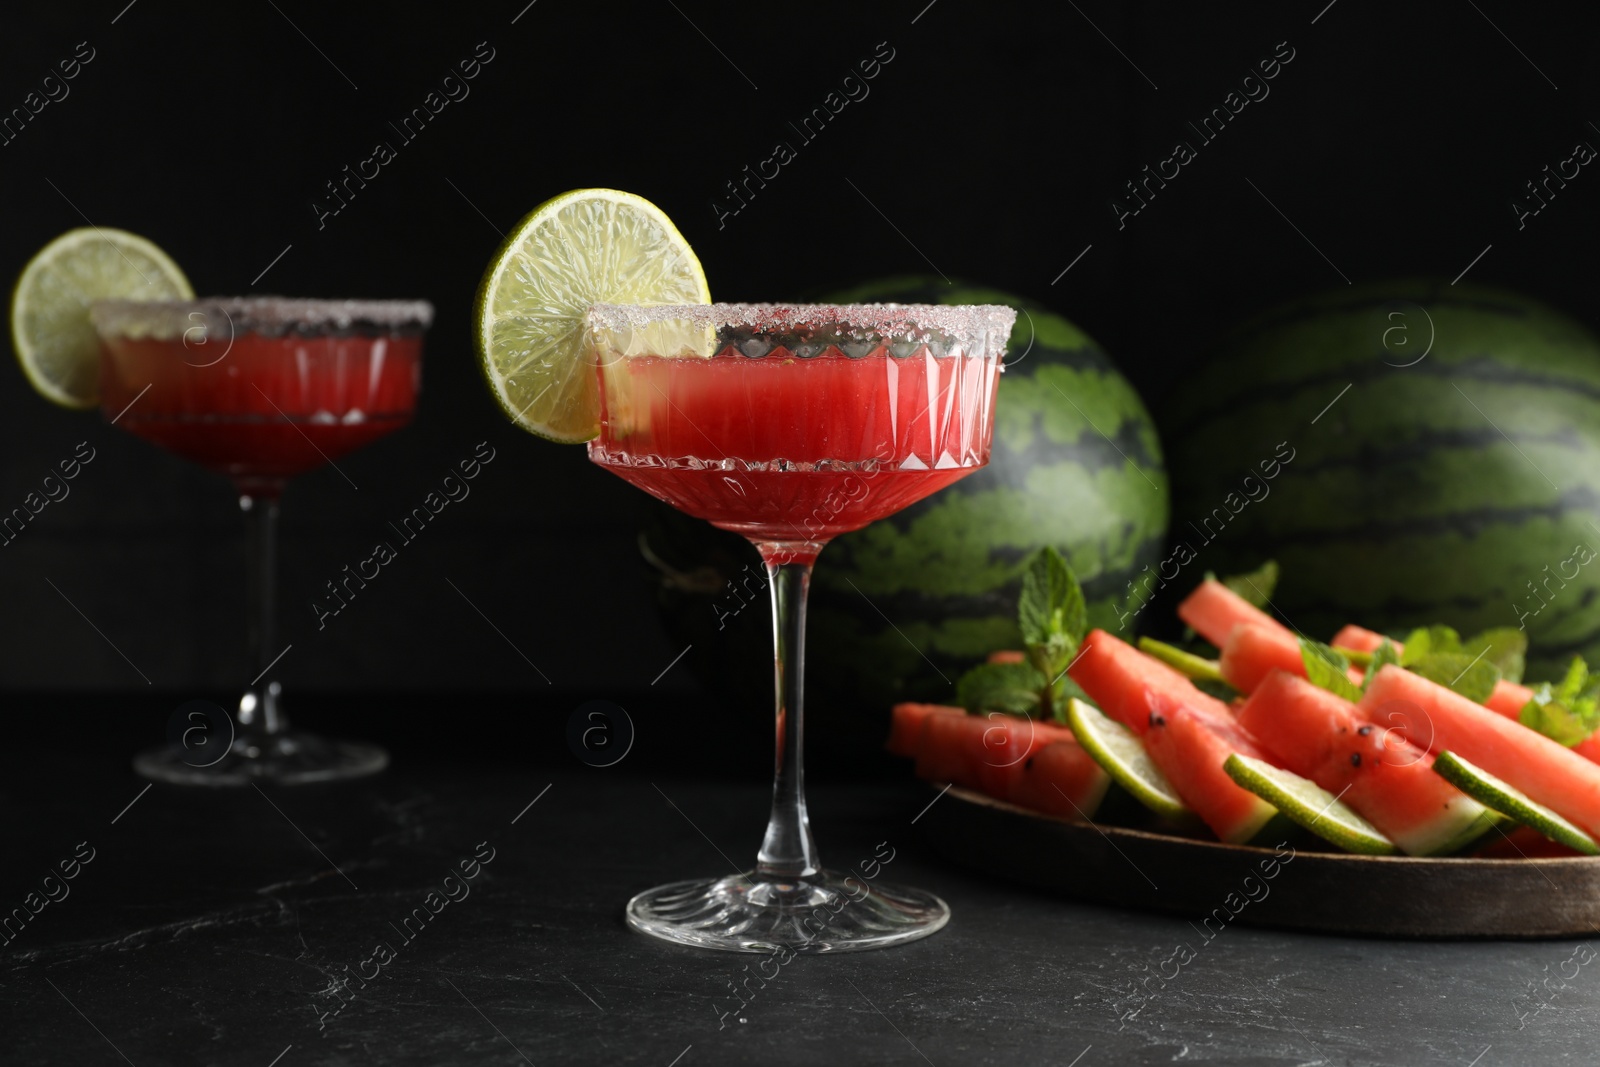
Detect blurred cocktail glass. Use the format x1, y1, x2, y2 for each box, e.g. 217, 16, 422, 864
91, 297, 432, 785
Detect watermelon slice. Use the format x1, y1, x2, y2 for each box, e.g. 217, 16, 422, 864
1484, 679, 1535, 719
1178, 578, 1291, 647
1329, 627, 1534, 719
1068, 629, 1232, 734
887, 702, 964, 758
1007, 740, 1112, 819
912, 711, 987, 789
1220, 624, 1306, 693
1143, 698, 1283, 843
1361, 664, 1600, 840
1330, 624, 1388, 654
908, 709, 1092, 805
1236, 670, 1501, 855
972, 716, 1077, 799
1221, 624, 1364, 694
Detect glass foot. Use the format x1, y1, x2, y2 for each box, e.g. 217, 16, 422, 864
132, 731, 388, 786
625, 871, 949, 953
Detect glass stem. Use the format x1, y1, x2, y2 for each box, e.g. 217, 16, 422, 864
756, 551, 821, 882
238, 494, 285, 740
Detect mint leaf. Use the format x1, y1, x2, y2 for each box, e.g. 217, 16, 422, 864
1299, 638, 1363, 702
1520, 698, 1599, 747
1407, 652, 1501, 704
1220, 560, 1279, 609
1461, 627, 1527, 684
1520, 656, 1600, 747
1554, 656, 1591, 704
1362, 638, 1401, 692
1018, 546, 1086, 682
1400, 626, 1461, 665
955, 661, 1047, 718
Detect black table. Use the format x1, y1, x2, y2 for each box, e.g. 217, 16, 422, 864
4, 754, 1595, 1066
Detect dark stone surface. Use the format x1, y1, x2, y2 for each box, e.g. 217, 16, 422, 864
3, 751, 1596, 1066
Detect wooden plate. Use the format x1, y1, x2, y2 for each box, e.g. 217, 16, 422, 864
921, 787, 1600, 938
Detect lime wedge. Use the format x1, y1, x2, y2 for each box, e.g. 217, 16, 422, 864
1065, 697, 1191, 820
1224, 753, 1399, 855
10, 227, 193, 408
474, 188, 710, 443
1432, 750, 1600, 855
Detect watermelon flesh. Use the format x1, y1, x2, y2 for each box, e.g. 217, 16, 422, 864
904, 708, 1107, 816
1485, 680, 1535, 719
1330, 624, 1388, 653
1361, 665, 1600, 840
972, 716, 1078, 799
1237, 670, 1498, 855
1179, 578, 1291, 647
1069, 629, 1282, 842
887, 702, 964, 758
1069, 628, 1233, 733
1007, 741, 1112, 819
1143, 697, 1281, 843
1328, 626, 1536, 720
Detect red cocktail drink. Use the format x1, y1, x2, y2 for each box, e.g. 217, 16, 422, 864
586, 302, 1015, 954
98, 303, 424, 497
591, 348, 998, 555
90, 297, 432, 785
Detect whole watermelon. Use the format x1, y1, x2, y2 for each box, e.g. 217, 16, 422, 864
802, 277, 1170, 710
1164, 279, 1600, 681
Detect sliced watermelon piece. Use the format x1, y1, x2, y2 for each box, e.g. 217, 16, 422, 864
887, 702, 964, 758
1143, 699, 1282, 843
1178, 578, 1292, 647
1220, 624, 1305, 693
1484, 679, 1535, 719
1330, 624, 1390, 654
909, 709, 1084, 802
972, 716, 1077, 799
1360, 665, 1600, 840
1237, 670, 1500, 855
1330, 627, 1533, 718
1068, 629, 1232, 734
912, 711, 986, 789
1222, 624, 1364, 694
1007, 740, 1112, 819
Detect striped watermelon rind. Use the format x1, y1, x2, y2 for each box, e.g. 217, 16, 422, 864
1164, 279, 1600, 680
808, 277, 1169, 707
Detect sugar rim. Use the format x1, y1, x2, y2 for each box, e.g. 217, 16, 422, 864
586, 302, 1017, 343
90, 296, 435, 338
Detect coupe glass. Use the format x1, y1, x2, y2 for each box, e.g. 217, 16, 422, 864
588, 302, 1015, 952
90, 297, 433, 785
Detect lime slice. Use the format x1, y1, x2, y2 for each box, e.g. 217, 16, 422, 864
1224, 753, 1399, 855
1432, 750, 1600, 855
10, 227, 193, 409
1065, 698, 1191, 820
474, 188, 710, 443
1138, 636, 1226, 685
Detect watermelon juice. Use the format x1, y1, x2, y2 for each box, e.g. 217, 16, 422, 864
99, 329, 422, 497
589, 349, 1000, 554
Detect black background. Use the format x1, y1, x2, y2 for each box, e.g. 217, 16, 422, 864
3, 1, 1599, 772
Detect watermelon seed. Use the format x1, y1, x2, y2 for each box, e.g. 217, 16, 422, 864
1357, 725, 1373, 736
1350, 753, 1361, 767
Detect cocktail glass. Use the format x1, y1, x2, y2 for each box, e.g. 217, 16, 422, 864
587, 302, 1015, 952
89, 297, 433, 785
